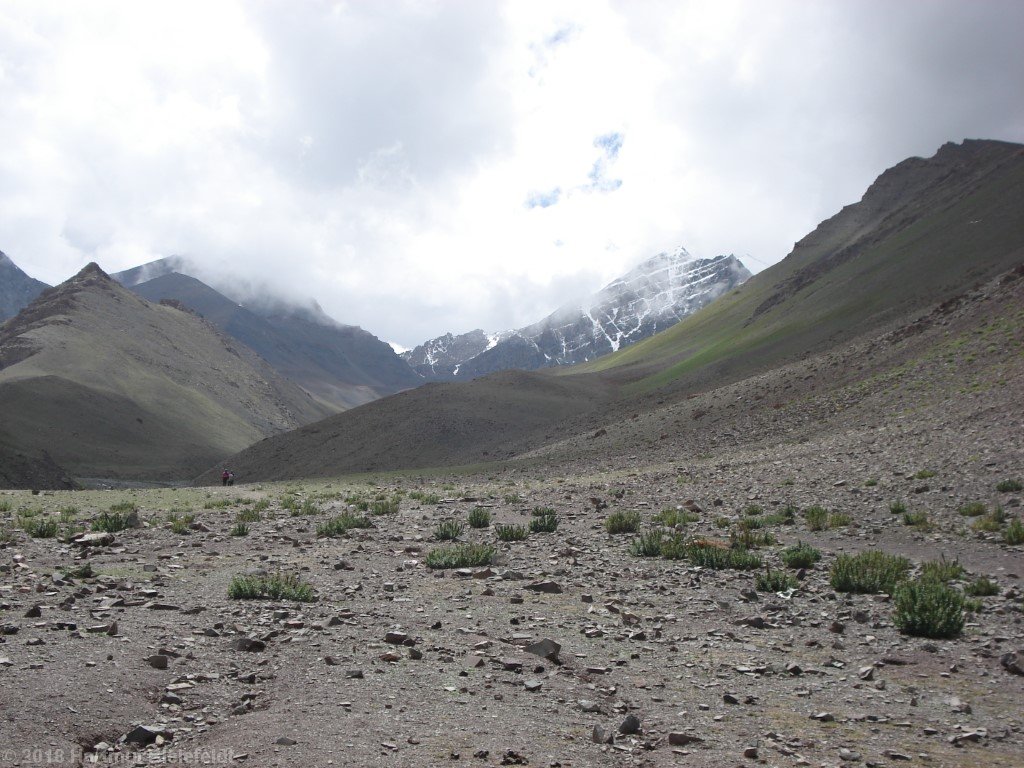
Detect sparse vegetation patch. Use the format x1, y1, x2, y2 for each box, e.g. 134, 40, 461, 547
228, 573, 314, 602
425, 543, 496, 569
830, 551, 910, 594
605, 510, 641, 534
893, 579, 964, 639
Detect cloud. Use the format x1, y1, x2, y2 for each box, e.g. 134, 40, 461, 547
0, 0, 1022, 347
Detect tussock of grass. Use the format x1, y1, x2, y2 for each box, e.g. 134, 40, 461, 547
804, 506, 829, 531
780, 541, 821, 569
370, 497, 401, 515
434, 520, 465, 541
920, 556, 964, 583
971, 508, 1006, 533
893, 579, 964, 639
316, 513, 374, 537
1005, 517, 1024, 545
495, 524, 528, 542
468, 508, 491, 528
902, 510, 932, 530
756, 569, 798, 592
629, 531, 664, 557
92, 508, 140, 533
529, 512, 558, 533
830, 551, 910, 594
20, 515, 59, 538
730, 527, 776, 549
687, 542, 761, 570
655, 508, 700, 527
228, 572, 314, 602
958, 501, 987, 517
889, 500, 907, 515
236, 508, 262, 523
230, 522, 249, 537
964, 576, 999, 597
425, 543, 496, 569
996, 479, 1023, 493
605, 511, 641, 534
167, 511, 195, 534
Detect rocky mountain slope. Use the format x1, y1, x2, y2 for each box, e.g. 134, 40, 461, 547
0, 264, 331, 483
404, 250, 750, 379
213, 139, 1024, 482
124, 271, 423, 411
0, 250, 48, 322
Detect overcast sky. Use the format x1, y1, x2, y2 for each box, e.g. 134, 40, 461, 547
2, 1, 1023, 347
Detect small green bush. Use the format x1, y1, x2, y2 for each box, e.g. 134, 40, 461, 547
659, 533, 689, 560
743, 504, 763, 516
203, 498, 231, 509
713, 516, 731, 529
756, 569, 798, 592
236, 508, 261, 523
1005, 518, 1024, 545
920, 556, 964, 583
780, 541, 821, 569
370, 497, 400, 515
893, 579, 964, 639
889, 500, 907, 515
865, 479, 878, 487
902, 510, 932, 530
964, 577, 999, 597
828, 512, 851, 528
495, 524, 528, 542
804, 506, 829, 531
230, 522, 250, 537
531, 506, 555, 516
996, 479, 1022, 493
228, 573, 314, 602
62, 562, 95, 579
425, 543, 496, 569
760, 506, 797, 526
914, 469, 936, 480
0, 499, 11, 513
316, 513, 374, 537
503, 493, 522, 504
655, 508, 699, 527
529, 513, 558, 534
605, 511, 641, 534
167, 511, 195, 535
958, 502, 987, 517
58, 506, 79, 523
20, 516, 59, 538
468, 508, 491, 528
736, 516, 764, 531
629, 531, 664, 558
972, 508, 1006, 533
409, 490, 440, 505
687, 543, 761, 570
434, 520, 465, 541
252, 499, 270, 512
830, 551, 910, 594
730, 527, 776, 549
92, 509, 140, 533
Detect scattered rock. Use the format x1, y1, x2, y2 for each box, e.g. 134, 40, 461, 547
524, 638, 561, 663
524, 581, 562, 594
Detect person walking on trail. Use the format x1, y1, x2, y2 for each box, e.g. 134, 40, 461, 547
221, 469, 230, 486
227, 471, 235, 486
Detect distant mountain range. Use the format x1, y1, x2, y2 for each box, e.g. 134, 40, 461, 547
0, 264, 331, 482
111, 261, 423, 411
0, 250, 48, 322
403, 250, 750, 380
211, 138, 1024, 481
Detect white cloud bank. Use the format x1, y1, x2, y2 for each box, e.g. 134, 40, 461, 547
1, 0, 1022, 345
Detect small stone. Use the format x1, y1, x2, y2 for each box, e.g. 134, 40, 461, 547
618, 714, 641, 735
743, 747, 759, 759
999, 650, 1024, 676
524, 581, 562, 594
24, 605, 42, 618
525, 638, 561, 663
124, 725, 167, 746
384, 631, 409, 645
524, 679, 542, 692
810, 712, 835, 722
591, 726, 613, 744
668, 732, 703, 746
147, 655, 169, 670
379, 651, 401, 663
345, 669, 364, 679
858, 665, 874, 681
786, 662, 803, 676
723, 693, 740, 705
231, 638, 266, 652
275, 737, 297, 746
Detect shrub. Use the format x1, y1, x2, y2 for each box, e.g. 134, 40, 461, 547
495, 524, 528, 542
893, 579, 964, 639
230, 522, 250, 537
915, 469, 936, 479
370, 497, 401, 515
760, 506, 797, 526
503, 493, 522, 504
236, 508, 262, 523
655, 508, 699, 527
687, 542, 761, 570
780, 541, 821, 569
996, 479, 1023, 493
425, 543, 496, 569
889, 500, 907, 515
316, 513, 374, 537
964, 597, 984, 614
228, 573, 314, 602
659, 533, 688, 560
281, 494, 300, 512
203, 498, 231, 509
713, 516, 731, 529
964, 577, 999, 597
434, 520, 465, 541
730, 528, 776, 549
290, 499, 321, 517
1005, 517, 1024, 545
629, 531, 664, 558
532, 506, 555, 516
756, 569, 798, 592
829, 512, 851, 528
58, 506, 79, 523
0, 499, 11, 512
109, 501, 138, 513
830, 551, 910, 594
92, 508, 140, 533
409, 490, 440, 505
62, 562, 95, 579
529, 512, 558, 534
920, 556, 964, 583
605, 511, 641, 534
972, 508, 1006, 533
167, 512, 195, 535
743, 504, 763, 516
468, 508, 492, 528
20, 515, 58, 538
902, 510, 931, 530
958, 502, 987, 517
736, 516, 764, 531
804, 506, 829, 531
252, 499, 270, 512
865, 479, 878, 487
